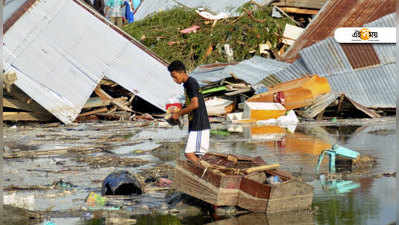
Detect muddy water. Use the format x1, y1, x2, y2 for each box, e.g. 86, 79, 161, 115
3, 120, 396, 225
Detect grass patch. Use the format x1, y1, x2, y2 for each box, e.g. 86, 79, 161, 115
123, 3, 294, 71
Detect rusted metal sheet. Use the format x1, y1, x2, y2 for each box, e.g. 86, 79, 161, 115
281, 0, 395, 63
340, 44, 380, 69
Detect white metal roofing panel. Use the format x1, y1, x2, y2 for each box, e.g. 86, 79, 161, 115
4, 0, 102, 124
4, 0, 182, 123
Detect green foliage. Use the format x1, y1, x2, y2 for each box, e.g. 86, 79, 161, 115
123, 5, 293, 72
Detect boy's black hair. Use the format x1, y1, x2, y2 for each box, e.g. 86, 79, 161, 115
168, 60, 186, 73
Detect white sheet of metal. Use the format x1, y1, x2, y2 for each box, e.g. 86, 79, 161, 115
4, 0, 182, 123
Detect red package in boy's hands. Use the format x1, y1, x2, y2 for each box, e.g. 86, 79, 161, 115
165, 106, 183, 129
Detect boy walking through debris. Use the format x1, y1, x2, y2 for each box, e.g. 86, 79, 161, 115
168, 60, 210, 163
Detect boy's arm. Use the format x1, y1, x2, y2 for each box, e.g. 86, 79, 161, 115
172, 97, 198, 120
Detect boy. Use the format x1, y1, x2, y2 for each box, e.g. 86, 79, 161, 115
168, 60, 210, 163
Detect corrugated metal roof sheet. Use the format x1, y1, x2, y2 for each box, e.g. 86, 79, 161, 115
299, 37, 353, 76
223, 56, 290, 85
4, 0, 182, 124
326, 63, 396, 108
281, 0, 395, 63
135, 0, 265, 21
273, 56, 310, 82
190, 56, 290, 87
189, 64, 230, 86
297, 13, 395, 76
367, 13, 396, 65
340, 43, 380, 69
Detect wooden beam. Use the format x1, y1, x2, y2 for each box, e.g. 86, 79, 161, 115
4, 98, 34, 111
5, 85, 52, 116
94, 86, 133, 112
4, 112, 52, 121
78, 107, 108, 117
280, 7, 319, 15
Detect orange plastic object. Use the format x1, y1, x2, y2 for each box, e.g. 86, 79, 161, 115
248, 75, 331, 110
249, 109, 287, 120
243, 102, 286, 120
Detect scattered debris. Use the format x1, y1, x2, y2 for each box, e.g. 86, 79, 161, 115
4, 192, 35, 210
175, 152, 313, 213
77, 155, 148, 168
205, 97, 235, 116
180, 25, 200, 34
282, 23, 305, 46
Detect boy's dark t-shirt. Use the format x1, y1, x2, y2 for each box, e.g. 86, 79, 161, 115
183, 77, 210, 131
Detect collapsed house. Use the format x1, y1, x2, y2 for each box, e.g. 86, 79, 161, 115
3, 0, 183, 124
188, 0, 395, 119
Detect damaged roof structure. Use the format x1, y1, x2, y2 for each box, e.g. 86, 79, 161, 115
4, 0, 183, 124
190, 56, 288, 89
190, 0, 396, 116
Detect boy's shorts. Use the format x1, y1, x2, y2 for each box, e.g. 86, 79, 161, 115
184, 129, 210, 156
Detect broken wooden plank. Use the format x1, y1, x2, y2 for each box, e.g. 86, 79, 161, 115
280, 7, 319, 14
94, 86, 133, 112
4, 72, 17, 93
244, 164, 280, 174
224, 88, 252, 96
4, 146, 101, 159
79, 107, 108, 117
83, 97, 111, 109
4, 112, 52, 121
272, 0, 328, 10
5, 85, 53, 116
4, 98, 34, 111
346, 96, 381, 118
282, 23, 305, 46
274, 6, 302, 26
